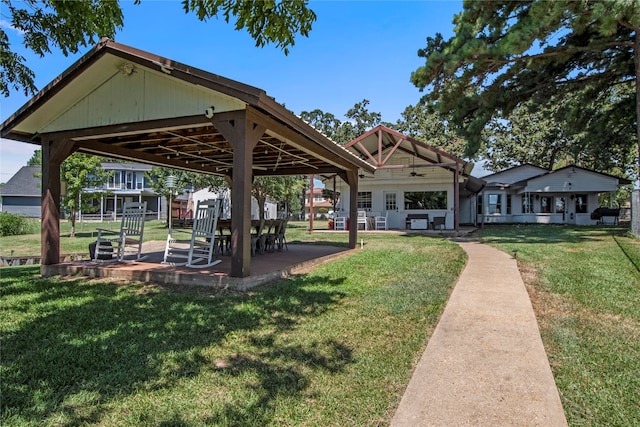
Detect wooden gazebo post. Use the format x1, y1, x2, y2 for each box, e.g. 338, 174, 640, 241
215, 111, 265, 278
41, 138, 76, 267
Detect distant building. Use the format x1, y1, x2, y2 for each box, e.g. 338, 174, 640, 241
0, 166, 41, 217
0, 163, 162, 220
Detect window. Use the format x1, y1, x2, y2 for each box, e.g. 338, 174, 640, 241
540, 196, 553, 213
506, 195, 512, 215
575, 194, 588, 213
477, 194, 483, 215
522, 194, 533, 213
357, 192, 372, 209
488, 194, 502, 214
555, 197, 565, 214
385, 193, 397, 211
109, 172, 122, 189
404, 191, 447, 210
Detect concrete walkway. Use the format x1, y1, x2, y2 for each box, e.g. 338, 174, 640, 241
391, 241, 567, 426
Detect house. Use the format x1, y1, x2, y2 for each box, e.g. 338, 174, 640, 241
0, 166, 41, 217
82, 162, 161, 220
478, 164, 631, 225
327, 125, 486, 230
305, 187, 335, 219
1, 163, 162, 220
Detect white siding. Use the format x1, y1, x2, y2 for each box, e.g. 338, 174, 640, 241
525, 169, 619, 193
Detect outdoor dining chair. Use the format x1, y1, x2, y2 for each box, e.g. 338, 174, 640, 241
375, 212, 388, 230
94, 201, 147, 262
163, 199, 221, 268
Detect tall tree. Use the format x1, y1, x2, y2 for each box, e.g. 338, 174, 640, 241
411, 1, 640, 180
1, 0, 316, 96
251, 175, 306, 220
300, 99, 381, 144
482, 99, 578, 172
61, 153, 111, 237
390, 103, 467, 158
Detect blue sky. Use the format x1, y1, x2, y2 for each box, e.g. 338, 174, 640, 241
0, 0, 465, 182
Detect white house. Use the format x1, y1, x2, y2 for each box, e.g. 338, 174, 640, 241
327, 125, 485, 230
478, 164, 631, 225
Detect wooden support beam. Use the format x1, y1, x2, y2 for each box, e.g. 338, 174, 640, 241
214, 111, 265, 277
40, 139, 76, 267
344, 169, 359, 249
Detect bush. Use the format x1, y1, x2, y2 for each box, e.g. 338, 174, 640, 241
0, 212, 39, 237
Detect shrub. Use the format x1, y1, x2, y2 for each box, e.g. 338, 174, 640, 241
0, 212, 39, 237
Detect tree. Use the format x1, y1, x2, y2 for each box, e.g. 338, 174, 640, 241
60, 153, 111, 237
411, 1, 640, 180
251, 175, 306, 220
27, 148, 42, 166
390, 103, 468, 159
482, 99, 578, 172
1, 0, 316, 97
300, 99, 382, 144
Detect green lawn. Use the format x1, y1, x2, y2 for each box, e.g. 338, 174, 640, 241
479, 225, 640, 426
3, 221, 639, 425
0, 229, 465, 426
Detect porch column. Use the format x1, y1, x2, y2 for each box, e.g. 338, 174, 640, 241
343, 169, 358, 249
454, 162, 460, 232
215, 111, 265, 277
41, 138, 76, 267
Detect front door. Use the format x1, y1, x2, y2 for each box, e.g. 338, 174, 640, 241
383, 191, 401, 229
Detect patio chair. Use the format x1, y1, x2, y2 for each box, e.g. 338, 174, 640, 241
357, 210, 368, 230
250, 219, 266, 256
94, 201, 147, 262
375, 212, 388, 230
163, 199, 221, 268
276, 218, 289, 251
334, 216, 347, 231
263, 219, 282, 253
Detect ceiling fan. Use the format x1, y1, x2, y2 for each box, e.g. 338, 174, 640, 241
409, 158, 425, 177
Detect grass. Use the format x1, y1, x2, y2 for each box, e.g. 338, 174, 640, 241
479, 225, 640, 426
0, 230, 466, 426
0, 219, 336, 257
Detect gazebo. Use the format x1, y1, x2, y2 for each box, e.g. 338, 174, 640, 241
0, 38, 374, 278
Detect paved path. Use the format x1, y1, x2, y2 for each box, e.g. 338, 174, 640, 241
391, 241, 567, 426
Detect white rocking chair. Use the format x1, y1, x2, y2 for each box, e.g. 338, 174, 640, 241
163, 199, 221, 268
94, 201, 147, 262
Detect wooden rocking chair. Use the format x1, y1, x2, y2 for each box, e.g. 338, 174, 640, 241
163, 199, 221, 268
94, 201, 147, 262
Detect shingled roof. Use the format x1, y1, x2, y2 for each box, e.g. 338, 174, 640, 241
0, 166, 40, 197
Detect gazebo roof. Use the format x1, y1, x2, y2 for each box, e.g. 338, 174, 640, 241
1, 38, 374, 178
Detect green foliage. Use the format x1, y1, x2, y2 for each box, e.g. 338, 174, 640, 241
26, 148, 42, 166
2, 0, 316, 97
390, 103, 468, 158
61, 153, 111, 237
252, 175, 306, 218
181, 0, 316, 55
1, 0, 125, 96
0, 212, 38, 237
411, 1, 640, 176
300, 99, 381, 144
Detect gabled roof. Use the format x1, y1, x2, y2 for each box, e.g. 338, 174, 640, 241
343, 125, 485, 193
484, 164, 631, 190
0, 166, 41, 196
1, 38, 374, 178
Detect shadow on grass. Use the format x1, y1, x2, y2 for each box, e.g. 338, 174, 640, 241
1, 267, 350, 425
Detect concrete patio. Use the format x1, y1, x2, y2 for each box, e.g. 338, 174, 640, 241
41, 241, 353, 291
